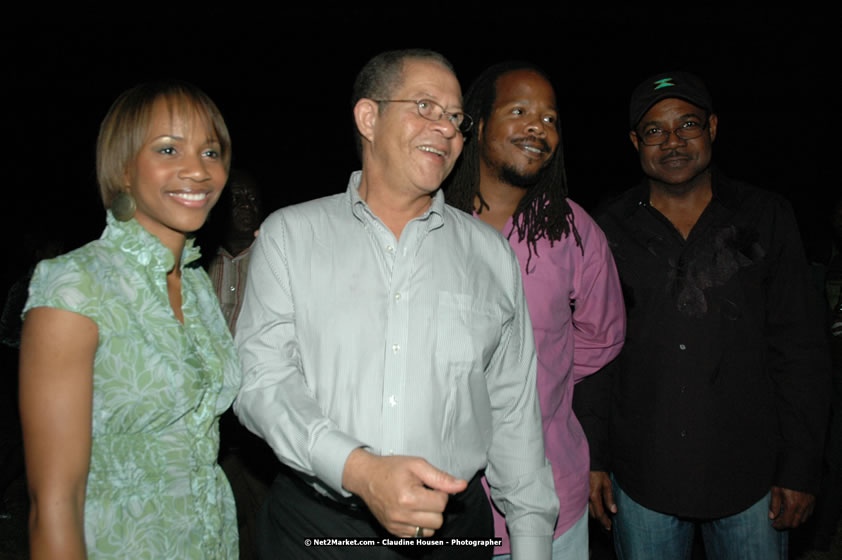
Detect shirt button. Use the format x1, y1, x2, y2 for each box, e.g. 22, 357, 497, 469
392, 344, 400, 353
388, 395, 397, 407
387, 245, 395, 253
679, 343, 686, 350
229, 285, 236, 292
394, 293, 401, 301
680, 430, 687, 438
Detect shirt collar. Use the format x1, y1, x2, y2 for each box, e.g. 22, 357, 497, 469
708, 168, 740, 209
620, 182, 650, 218
622, 166, 738, 217
103, 210, 201, 272
347, 170, 445, 224
217, 244, 252, 260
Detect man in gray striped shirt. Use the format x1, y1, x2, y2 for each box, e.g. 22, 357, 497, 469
234, 49, 558, 560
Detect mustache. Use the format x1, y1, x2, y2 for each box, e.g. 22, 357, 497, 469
512, 136, 551, 153
660, 150, 690, 162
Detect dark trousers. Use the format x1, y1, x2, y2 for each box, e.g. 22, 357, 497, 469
218, 410, 277, 559
257, 465, 493, 560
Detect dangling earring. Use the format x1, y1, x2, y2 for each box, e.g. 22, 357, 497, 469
112, 191, 136, 222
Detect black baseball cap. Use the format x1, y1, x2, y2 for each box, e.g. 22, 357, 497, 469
629, 71, 713, 129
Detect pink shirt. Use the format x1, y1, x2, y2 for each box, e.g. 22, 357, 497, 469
483, 199, 625, 553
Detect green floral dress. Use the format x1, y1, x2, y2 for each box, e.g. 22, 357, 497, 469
25, 212, 240, 558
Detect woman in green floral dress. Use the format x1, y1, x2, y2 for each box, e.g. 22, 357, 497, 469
19, 82, 240, 559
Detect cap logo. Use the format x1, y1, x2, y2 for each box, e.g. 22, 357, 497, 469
653, 78, 676, 90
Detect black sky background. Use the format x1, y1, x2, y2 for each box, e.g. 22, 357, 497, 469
5, 14, 840, 293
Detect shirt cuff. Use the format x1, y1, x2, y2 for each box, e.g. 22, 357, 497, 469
310, 429, 367, 497
510, 535, 553, 560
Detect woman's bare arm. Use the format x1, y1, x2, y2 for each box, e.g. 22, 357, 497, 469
19, 306, 97, 560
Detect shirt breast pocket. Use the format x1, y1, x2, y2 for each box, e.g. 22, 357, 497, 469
435, 292, 502, 373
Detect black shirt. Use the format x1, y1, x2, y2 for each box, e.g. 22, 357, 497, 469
575, 172, 830, 518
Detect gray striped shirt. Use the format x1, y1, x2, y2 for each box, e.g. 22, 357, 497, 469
234, 172, 557, 557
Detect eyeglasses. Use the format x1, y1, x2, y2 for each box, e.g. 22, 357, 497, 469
636, 116, 710, 146
373, 98, 474, 134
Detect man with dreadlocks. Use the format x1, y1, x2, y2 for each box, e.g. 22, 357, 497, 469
447, 62, 625, 559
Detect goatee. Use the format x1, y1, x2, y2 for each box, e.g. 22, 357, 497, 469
499, 164, 541, 190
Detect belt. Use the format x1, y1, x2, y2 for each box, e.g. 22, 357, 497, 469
287, 466, 484, 520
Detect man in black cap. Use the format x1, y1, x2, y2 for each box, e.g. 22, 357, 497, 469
574, 71, 830, 558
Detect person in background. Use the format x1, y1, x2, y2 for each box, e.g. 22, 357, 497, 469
207, 169, 275, 559
208, 169, 263, 333
807, 195, 842, 551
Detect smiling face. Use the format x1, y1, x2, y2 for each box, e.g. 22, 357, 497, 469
631, 97, 717, 189
479, 70, 559, 188
361, 59, 464, 199
124, 97, 227, 248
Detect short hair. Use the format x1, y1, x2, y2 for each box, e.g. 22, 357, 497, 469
446, 61, 581, 269
351, 49, 455, 159
96, 81, 232, 209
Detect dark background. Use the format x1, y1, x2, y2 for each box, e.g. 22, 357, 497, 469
1, 11, 840, 559
5, 13, 840, 288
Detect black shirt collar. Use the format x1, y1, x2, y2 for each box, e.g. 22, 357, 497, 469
622, 166, 741, 217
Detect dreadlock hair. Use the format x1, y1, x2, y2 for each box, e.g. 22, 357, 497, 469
445, 61, 582, 271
